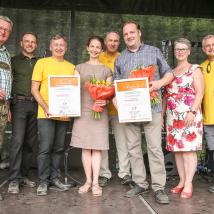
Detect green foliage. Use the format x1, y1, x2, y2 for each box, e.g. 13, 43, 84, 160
74, 12, 214, 66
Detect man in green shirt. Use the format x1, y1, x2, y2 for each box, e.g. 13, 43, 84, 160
8, 32, 38, 194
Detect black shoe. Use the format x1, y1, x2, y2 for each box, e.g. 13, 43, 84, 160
0, 193, 3, 201
99, 176, 110, 187
125, 185, 149, 198
208, 185, 214, 193
154, 190, 169, 204
51, 178, 69, 191
121, 175, 133, 185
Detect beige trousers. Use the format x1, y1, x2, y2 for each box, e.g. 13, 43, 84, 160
100, 117, 131, 179
125, 113, 166, 191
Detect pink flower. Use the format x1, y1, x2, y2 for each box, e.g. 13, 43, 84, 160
173, 119, 185, 129
178, 87, 185, 93
197, 121, 202, 128
175, 77, 182, 84
175, 94, 183, 100
184, 96, 194, 106
185, 132, 196, 142
165, 84, 173, 90
167, 100, 176, 110
168, 125, 173, 132
166, 145, 173, 151
185, 88, 193, 93
176, 140, 184, 149
178, 87, 193, 94
167, 134, 176, 145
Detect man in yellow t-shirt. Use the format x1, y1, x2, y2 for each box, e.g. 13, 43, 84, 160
201, 34, 214, 193
98, 32, 131, 187
32, 34, 76, 196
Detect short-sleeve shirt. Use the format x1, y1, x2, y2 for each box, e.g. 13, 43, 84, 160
201, 60, 214, 125
11, 53, 38, 96
32, 57, 76, 119
0, 45, 12, 100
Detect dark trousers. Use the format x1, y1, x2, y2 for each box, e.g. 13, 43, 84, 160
37, 119, 69, 183
9, 100, 38, 182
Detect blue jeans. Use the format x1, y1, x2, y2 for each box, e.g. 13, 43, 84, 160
37, 119, 69, 183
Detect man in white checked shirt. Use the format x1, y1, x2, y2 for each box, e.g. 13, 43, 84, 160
0, 15, 13, 201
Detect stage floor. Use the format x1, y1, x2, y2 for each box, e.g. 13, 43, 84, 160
0, 168, 213, 214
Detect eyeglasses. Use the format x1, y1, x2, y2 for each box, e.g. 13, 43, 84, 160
174, 48, 189, 53
0, 26, 11, 34
207, 61, 211, 73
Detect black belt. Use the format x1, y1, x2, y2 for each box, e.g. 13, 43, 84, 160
13, 94, 35, 102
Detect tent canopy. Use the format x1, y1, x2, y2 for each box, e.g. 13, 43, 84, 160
1, 0, 214, 18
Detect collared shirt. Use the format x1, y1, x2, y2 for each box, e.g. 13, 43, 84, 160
0, 45, 12, 100
11, 53, 38, 96
114, 43, 171, 113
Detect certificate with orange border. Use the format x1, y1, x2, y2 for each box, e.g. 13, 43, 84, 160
114, 78, 152, 123
48, 75, 80, 117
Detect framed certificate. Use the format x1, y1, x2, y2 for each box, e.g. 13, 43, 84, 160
114, 78, 152, 123
48, 75, 81, 117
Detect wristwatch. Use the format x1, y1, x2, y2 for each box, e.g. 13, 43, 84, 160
189, 109, 197, 115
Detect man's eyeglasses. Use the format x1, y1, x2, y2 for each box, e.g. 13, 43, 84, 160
174, 48, 189, 53
0, 26, 11, 34
207, 61, 211, 73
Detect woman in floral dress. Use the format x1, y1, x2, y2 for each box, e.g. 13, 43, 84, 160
163, 38, 204, 198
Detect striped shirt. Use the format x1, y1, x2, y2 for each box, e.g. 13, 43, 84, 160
113, 43, 171, 113
0, 45, 12, 100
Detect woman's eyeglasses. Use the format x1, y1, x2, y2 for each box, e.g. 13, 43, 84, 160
207, 61, 211, 73
174, 48, 189, 53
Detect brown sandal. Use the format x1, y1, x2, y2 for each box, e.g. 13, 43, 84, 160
78, 182, 91, 194
92, 184, 102, 196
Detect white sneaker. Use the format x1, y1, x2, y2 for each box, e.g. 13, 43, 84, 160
0, 161, 9, 169
8, 181, 19, 194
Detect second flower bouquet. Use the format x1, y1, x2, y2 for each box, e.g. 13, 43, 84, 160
85, 75, 115, 119
129, 64, 160, 107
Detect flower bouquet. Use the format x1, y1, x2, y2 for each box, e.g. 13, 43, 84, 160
85, 75, 115, 119
129, 64, 160, 107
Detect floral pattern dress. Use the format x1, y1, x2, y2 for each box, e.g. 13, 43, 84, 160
165, 64, 203, 152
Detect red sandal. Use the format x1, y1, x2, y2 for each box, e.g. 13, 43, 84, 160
171, 186, 184, 194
